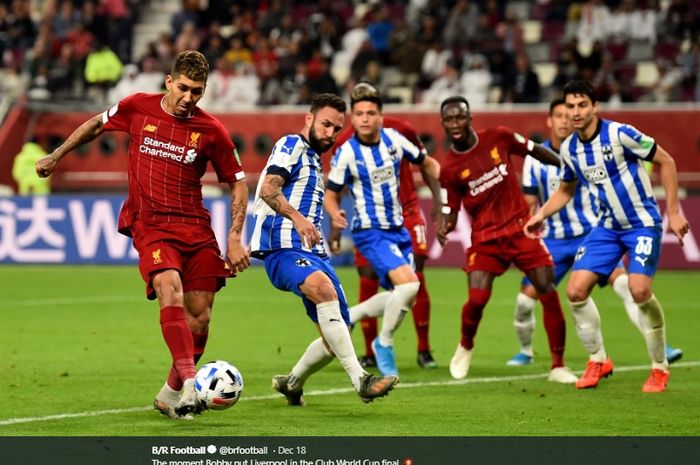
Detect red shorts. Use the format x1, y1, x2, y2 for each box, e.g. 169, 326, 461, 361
464, 231, 553, 276
131, 221, 230, 300
354, 214, 428, 267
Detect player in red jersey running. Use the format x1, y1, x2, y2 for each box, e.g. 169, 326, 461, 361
35, 50, 250, 420
329, 82, 441, 369
437, 96, 578, 384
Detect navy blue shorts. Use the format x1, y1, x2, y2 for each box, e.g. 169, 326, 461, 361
262, 249, 349, 324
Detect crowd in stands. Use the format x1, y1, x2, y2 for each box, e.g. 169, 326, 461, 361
1, 0, 700, 107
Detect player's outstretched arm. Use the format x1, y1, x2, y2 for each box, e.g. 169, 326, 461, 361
226, 179, 251, 274
323, 189, 348, 230
261, 173, 320, 247
528, 142, 560, 166
35, 114, 105, 178
419, 156, 442, 225
437, 211, 457, 247
524, 180, 576, 238
653, 146, 690, 245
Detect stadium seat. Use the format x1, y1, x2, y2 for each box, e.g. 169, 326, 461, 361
386, 86, 413, 104
616, 64, 637, 84
523, 20, 542, 44
634, 61, 659, 88
526, 43, 551, 63
626, 41, 654, 62
655, 41, 680, 62
606, 42, 629, 61
541, 21, 565, 42
533, 63, 557, 87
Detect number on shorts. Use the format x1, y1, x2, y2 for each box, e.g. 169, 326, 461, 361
413, 224, 427, 246
635, 236, 654, 256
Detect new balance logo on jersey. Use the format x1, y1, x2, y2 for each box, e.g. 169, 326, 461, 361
583, 166, 608, 183
295, 258, 311, 267
371, 165, 395, 184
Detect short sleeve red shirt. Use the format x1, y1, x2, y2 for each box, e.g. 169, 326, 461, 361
440, 126, 531, 243
102, 93, 245, 236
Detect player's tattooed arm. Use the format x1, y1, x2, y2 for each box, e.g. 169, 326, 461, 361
260, 174, 287, 213
226, 179, 251, 273
36, 114, 105, 178
261, 174, 320, 246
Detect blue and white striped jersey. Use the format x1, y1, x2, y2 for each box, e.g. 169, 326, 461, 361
327, 128, 424, 231
560, 119, 661, 230
250, 134, 327, 256
522, 140, 599, 239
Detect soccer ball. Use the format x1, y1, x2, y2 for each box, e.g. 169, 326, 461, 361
194, 360, 244, 410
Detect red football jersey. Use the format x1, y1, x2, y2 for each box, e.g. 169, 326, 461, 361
440, 126, 531, 244
102, 93, 245, 236
330, 115, 426, 219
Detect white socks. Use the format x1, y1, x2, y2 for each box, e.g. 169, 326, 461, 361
316, 300, 366, 390
637, 294, 669, 371
349, 291, 391, 323
569, 297, 607, 362
612, 274, 645, 333
378, 281, 419, 347
513, 292, 536, 356
612, 276, 668, 370
288, 337, 334, 391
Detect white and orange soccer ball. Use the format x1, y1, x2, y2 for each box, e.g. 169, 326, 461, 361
194, 360, 244, 410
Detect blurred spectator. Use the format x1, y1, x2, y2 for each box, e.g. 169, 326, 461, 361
84, 42, 123, 102
420, 39, 453, 88
171, 0, 202, 37
47, 42, 77, 97
13, 140, 50, 195
576, 0, 610, 54
645, 58, 684, 102
629, 0, 659, 44
306, 56, 338, 96
365, 2, 394, 65
443, 0, 480, 49
460, 53, 491, 106
174, 21, 201, 54
225, 36, 253, 67
52, 0, 81, 40
421, 59, 463, 104
505, 52, 540, 103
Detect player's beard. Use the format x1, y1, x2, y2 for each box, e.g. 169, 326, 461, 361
308, 123, 333, 153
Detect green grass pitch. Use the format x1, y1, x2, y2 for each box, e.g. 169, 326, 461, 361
1, 265, 698, 436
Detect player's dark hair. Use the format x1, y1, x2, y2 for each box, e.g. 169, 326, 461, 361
549, 97, 566, 115
171, 50, 209, 83
562, 80, 598, 104
350, 81, 383, 110
310, 93, 346, 114
440, 96, 470, 114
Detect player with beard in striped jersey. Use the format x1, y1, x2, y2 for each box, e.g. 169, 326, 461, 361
508, 98, 683, 368
35, 50, 250, 420
525, 80, 690, 392
325, 88, 441, 378
250, 94, 398, 406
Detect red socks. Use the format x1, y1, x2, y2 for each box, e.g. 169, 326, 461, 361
358, 276, 380, 356
413, 271, 431, 352
160, 306, 195, 385
539, 290, 566, 368
460, 288, 491, 349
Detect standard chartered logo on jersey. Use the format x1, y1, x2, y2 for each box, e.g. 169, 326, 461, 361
468, 164, 508, 196
140, 136, 198, 164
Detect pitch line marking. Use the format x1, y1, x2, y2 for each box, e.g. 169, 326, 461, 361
1, 361, 697, 427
